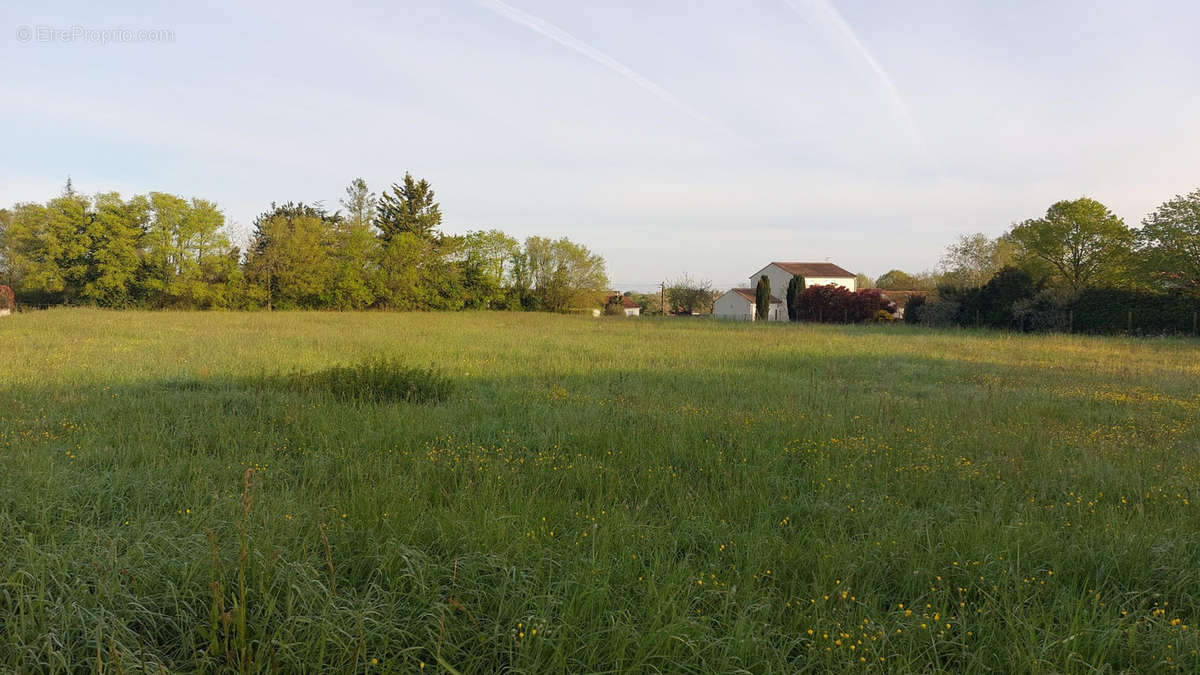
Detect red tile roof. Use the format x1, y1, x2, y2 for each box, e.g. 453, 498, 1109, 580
769, 262, 855, 278
606, 294, 641, 308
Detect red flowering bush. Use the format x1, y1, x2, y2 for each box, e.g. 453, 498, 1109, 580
793, 285, 897, 323
0, 285, 14, 312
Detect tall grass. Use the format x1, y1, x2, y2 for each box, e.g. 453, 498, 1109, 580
0, 309, 1198, 671
264, 359, 452, 405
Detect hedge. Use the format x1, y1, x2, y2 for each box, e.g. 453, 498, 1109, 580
1069, 288, 1200, 335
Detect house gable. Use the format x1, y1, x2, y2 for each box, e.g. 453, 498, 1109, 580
752, 262, 857, 295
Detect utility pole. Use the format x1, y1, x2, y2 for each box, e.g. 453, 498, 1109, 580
661, 282, 666, 316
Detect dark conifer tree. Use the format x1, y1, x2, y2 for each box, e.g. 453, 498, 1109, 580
756, 274, 770, 321
376, 173, 441, 242
786, 274, 804, 321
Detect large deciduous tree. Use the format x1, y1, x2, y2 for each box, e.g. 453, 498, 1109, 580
1008, 197, 1133, 291
1, 188, 92, 303
514, 236, 607, 312
144, 194, 239, 307
1136, 187, 1200, 294
457, 229, 519, 309
244, 202, 339, 309
82, 193, 149, 306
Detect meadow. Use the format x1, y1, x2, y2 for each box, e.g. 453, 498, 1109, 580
1, 309, 1199, 673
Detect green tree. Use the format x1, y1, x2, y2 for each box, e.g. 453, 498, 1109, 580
144, 194, 239, 307
331, 179, 381, 309
244, 203, 339, 309
853, 273, 873, 290
756, 274, 770, 320
375, 232, 462, 310
939, 233, 1015, 288
82, 193, 149, 306
786, 274, 805, 321
1136, 187, 1200, 293
143, 192, 188, 296
516, 236, 608, 312
341, 178, 377, 232
2, 202, 53, 297
457, 229, 519, 309
47, 191, 94, 302
666, 273, 714, 314
376, 174, 441, 242
875, 269, 918, 290
3, 189, 93, 303
0, 208, 12, 285
1009, 198, 1133, 291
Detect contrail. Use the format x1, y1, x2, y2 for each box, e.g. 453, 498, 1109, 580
782, 0, 933, 159
476, 0, 716, 128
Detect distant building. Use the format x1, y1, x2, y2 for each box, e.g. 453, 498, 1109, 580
606, 294, 642, 316
715, 261, 855, 321
713, 288, 784, 321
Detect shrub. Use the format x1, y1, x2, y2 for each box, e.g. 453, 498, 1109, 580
794, 284, 852, 323
1013, 287, 1077, 332
917, 299, 962, 327
849, 288, 898, 322
266, 359, 452, 404
904, 295, 927, 324
957, 266, 1037, 329
793, 285, 897, 324
0, 285, 14, 312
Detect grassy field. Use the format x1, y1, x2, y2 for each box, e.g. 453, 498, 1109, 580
2, 310, 1199, 673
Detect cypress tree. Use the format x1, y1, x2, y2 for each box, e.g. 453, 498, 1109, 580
786, 274, 805, 321
756, 274, 770, 321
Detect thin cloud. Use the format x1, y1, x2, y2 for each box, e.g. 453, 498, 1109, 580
782, 0, 933, 160
476, 0, 718, 129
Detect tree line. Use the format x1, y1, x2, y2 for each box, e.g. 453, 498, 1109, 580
0, 176, 608, 312
867, 189, 1200, 334
860, 189, 1200, 297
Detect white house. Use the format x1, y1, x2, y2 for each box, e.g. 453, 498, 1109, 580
713, 288, 784, 321
750, 262, 857, 298
713, 261, 856, 321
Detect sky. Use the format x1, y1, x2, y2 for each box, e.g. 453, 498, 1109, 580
3, 1, 1199, 291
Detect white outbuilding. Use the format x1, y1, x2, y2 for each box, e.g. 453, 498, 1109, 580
713, 288, 784, 321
